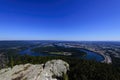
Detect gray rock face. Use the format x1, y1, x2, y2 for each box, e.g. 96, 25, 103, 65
0, 59, 69, 80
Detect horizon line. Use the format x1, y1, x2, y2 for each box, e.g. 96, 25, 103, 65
0, 40, 120, 42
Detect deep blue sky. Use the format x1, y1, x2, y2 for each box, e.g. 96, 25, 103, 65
0, 0, 120, 41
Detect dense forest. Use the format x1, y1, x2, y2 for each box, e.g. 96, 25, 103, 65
0, 45, 120, 80
6, 54, 120, 80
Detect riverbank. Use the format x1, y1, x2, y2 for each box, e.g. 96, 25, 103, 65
101, 54, 112, 64
79, 49, 104, 62
92, 52, 112, 64
80, 48, 112, 64
20, 47, 104, 62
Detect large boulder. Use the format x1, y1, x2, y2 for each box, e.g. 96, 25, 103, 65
0, 59, 69, 80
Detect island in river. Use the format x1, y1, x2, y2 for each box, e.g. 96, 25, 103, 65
19, 45, 104, 62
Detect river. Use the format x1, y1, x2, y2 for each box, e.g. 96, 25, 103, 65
19, 48, 104, 62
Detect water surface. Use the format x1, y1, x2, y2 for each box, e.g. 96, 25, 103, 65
19, 48, 104, 62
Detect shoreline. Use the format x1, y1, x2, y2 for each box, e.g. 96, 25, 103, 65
79, 48, 112, 64
20, 47, 112, 64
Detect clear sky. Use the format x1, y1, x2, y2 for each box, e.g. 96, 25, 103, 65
0, 0, 120, 41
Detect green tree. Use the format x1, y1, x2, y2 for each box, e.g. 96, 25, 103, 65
10, 56, 14, 68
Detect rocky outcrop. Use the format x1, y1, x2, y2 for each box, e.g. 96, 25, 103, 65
0, 60, 69, 80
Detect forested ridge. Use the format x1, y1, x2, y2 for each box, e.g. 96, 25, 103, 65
0, 46, 120, 80
6, 55, 120, 80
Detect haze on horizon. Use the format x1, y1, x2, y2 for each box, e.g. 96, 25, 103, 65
0, 0, 120, 41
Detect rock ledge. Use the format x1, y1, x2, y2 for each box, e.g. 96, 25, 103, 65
0, 59, 69, 80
